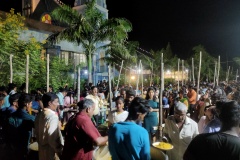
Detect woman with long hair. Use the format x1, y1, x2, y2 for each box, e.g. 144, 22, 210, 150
143, 87, 159, 143
108, 96, 128, 126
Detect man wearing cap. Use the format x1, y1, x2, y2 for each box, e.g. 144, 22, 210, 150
163, 102, 199, 160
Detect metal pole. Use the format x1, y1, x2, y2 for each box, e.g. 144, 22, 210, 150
236, 69, 239, 82
159, 62, 164, 139
192, 58, 195, 86
182, 60, 184, 86
108, 65, 112, 111
10, 54, 13, 83
47, 52, 49, 92
226, 66, 230, 84
213, 61, 217, 88
217, 56, 220, 86
141, 61, 143, 96
197, 51, 202, 100
161, 53, 164, 90
177, 59, 180, 91
26, 54, 29, 93
136, 60, 141, 93
77, 64, 81, 102
150, 63, 153, 86
112, 64, 115, 88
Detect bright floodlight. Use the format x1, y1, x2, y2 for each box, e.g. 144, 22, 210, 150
131, 76, 135, 80
166, 70, 171, 74
84, 70, 88, 74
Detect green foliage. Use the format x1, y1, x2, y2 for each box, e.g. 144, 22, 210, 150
0, 9, 26, 56
233, 57, 240, 66
11, 38, 45, 89
48, 0, 132, 83
165, 42, 173, 59
0, 9, 75, 91
49, 57, 74, 91
164, 78, 175, 86
191, 45, 217, 82
0, 9, 26, 85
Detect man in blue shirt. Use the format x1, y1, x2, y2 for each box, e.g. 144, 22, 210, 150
6, 93, 35, 160
56, 87, 67, 120
108, 97, 151, 160
0, 86, 10, 109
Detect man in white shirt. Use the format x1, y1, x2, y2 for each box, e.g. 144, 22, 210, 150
85, 86, 103, 125
163, 102, 199, 160
35, 93, 64, 160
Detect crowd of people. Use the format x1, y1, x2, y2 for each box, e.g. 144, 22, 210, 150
0, 80, 239, 160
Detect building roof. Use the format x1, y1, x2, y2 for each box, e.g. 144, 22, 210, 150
0, 10, 64, 33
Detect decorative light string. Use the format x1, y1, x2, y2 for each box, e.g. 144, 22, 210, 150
55, 0, 65, 6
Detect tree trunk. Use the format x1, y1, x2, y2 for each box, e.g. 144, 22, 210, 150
116, 60, 123, 89
88, 54, 92, 84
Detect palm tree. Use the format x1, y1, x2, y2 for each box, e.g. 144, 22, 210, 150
47, 0, 132, 83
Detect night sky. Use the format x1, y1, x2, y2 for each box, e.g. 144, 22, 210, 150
106, 0, 240, 59
1, 0, 240, 59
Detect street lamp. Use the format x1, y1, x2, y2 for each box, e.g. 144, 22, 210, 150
166, 70, 171, 74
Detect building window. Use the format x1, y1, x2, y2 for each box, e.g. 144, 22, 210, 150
22, 0, 31, 17
73, 53, 86, 65
79, 54, 86, 63
99, 52, 104, 66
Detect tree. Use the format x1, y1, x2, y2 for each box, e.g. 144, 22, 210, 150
165, 42, 173, 59
190, 45, 216, 82
48, 0, 132, 83
0, 9, 47, 88
233, 57, 240, 66
0, 9, 26, 84
49, 57, 74, 91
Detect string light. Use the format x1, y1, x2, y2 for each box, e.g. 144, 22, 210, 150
125, 41, 153, 56
55, 0, 65, 6
112, 62, 159, 77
